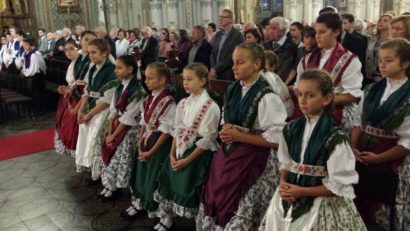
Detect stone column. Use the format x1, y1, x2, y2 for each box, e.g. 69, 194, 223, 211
366, 0, 381, 22
201, 0, 212, 26
150, 0, 163, 28
285, 0, 304, 22
398, 0, 410, 14
167, 0, 179, 29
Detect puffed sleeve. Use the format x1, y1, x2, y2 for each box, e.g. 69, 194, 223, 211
260, 93, 287, 144
22, 53, 39, 77
139, 100, 147, 126
322, 141, 358, 199
157, 103, 176, 134
99, 87, 115, 105
119, 97, 144, 126
395, 115, 410, 150
277, 133, 292, 171
337, 57, 363, 98
107, 92, 118, 121
195, 102, 221, 151
171, 99, 185, 138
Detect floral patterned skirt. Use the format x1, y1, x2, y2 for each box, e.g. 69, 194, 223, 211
101, 126, 138, 191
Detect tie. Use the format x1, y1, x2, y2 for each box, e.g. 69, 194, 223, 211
272, 42, 280, 51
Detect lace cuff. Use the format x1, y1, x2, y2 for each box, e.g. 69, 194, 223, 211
261, 125, 283, 144
322, 177, 356, 199
196, 138, 219, 151
398, 138, 410, 150
158, 123, 173, 135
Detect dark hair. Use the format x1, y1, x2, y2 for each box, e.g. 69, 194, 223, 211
193, 25, 206, 38
380, 38, 410, 74
299, 69, 334, 111
264, 50, 278, 71
117, 55, 139, 75
128, 29, 139, 39
80, 30, 97, 39
319, 6, 337, 15
256, 24, 265, 41
117, 29, 126, 37
316, 13, 343, 42
235, 42, 265, 71
244, 28, 262, 43
160, 28, 170, 42
184, 63, 209, 87
88, 38, 110, 56
22, 37, 36, 47
146, 61, 171, 82
291, 22, 304, 31
208, 23, 217, 32
64, 40, 80, 49
16, 30, 26, 38
303, 26, 316, 38
38, 28, 46, 33
341, 13, 355, 23
178, 29, 190, 42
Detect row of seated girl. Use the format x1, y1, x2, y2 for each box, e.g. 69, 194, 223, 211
54, 33, 409, 230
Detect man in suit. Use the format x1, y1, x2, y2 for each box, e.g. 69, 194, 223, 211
37, 28, 48, 54
341, 13, 367, 79
188, 25, 212, 69
42, 32, 56, 59
139, 26, 158, 71
210, 9, 244, 81
265, 16, 297, 81
52, 27, 73, 61
94, 26, 116, 59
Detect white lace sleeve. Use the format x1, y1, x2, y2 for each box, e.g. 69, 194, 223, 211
396, 115, 410, 150
322, 142, 358, 199
99, 87, 115, 105
277, 134, 292, 171
139, 100, 146, 126
157, 103, 176, 134
172, 99, 185, 138
119, 97, 144, 126
338, 58, 363, 98
107, 92, 117, 121
195, 102, 221, 151
259, 93, 287, 144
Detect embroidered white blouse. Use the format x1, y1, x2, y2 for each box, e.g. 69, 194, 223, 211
139, 89, 176, 134
83, 63, 115, 106
355, 78, 410, 150
278, 115, 358, 199
173, 90, 220, 158
107, 78, 145, 127
22, 51, 47, 77
221, 77, 287, 145
295, 48, 363, 98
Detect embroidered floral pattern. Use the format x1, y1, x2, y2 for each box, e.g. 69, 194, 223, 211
289, 160, 327, 177
364, 125, 400, 139
175, 98, 213, 159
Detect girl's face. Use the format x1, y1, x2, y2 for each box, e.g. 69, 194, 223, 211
182, 69, 206, 95
22, 42, 31, 52
378, 48, 409, 80
297, 79, 332, 117
265, 63, 275, 73
232, 47, 261, 81
378, 16, 391, 32
145, 67, 166, 91
118, 31, 125, 40
391, 21, 408, 39
80, 34, 96, 52
160, 30, 167, 41
314, 23, 339, 50
245, 33, 258, 43
303, 35, 316, 50
290, 25, 302, 40
115, 59, 133, 80
64, 43, 79, 61
88, 45, 107, 65
170, 33, 176, 42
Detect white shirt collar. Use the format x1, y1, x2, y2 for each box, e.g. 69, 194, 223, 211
386, 77, 407, 87
121, 78, 131, 90
275, 34, 287, 46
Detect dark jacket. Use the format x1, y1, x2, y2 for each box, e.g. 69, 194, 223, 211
193, 39, 212, 69
211, 27, 244, 81
342, 31, 367, 78
264, 36, 297, 81
140, 36, 159, 70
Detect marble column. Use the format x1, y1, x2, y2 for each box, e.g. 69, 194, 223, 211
150, 0, 163, 28
167, 0, 179, 29
201, 0, 212, 26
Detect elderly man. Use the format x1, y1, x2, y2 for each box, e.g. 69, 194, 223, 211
94, 26, 116, 58
265, 16, 297, 81
188, 25, 212, 69
75, 25, 85, 41
210, 9, 244, 80
139, 26, 158, 71
52, 27, 73, 60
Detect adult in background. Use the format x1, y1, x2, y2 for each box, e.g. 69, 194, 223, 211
139, 26, 159, 71
95, 26, 117, 58
265, 16, 297, 81
115, 29, 130, 57
37, 28, 48, 54
188, 25, 212, 69
177, 29, 193, 72
210, 9, 244, 81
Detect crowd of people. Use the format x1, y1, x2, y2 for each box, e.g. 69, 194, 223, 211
1, 5, 410, 231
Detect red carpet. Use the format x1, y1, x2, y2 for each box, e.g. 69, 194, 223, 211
0, 128, 54, 161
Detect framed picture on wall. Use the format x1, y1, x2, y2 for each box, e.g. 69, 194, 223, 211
57, 0, 80, 13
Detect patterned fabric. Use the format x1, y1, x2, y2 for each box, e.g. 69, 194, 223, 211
90, 115, 110, 180
289, 160, 327, 177
364, 125, 399, 139
101, 126, 138, 191
54, 130, 74, 156
375, 155, 410, 231
197, 153, 280, 230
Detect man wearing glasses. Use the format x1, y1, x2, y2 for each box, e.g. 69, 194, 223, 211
210, 9, 244, 81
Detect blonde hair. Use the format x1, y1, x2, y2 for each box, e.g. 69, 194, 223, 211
184, 63, 209, 87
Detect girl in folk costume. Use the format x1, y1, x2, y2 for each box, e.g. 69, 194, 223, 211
75, 39, 117, 184
352, 39, 410, 231
54, 31, 97, 156
294, 13, 362, 135
122, 62, 176, 218
259, 69, 365, 231
98, 55, 147, 200
197, 42, 287, 230
153, 63, 220, 231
